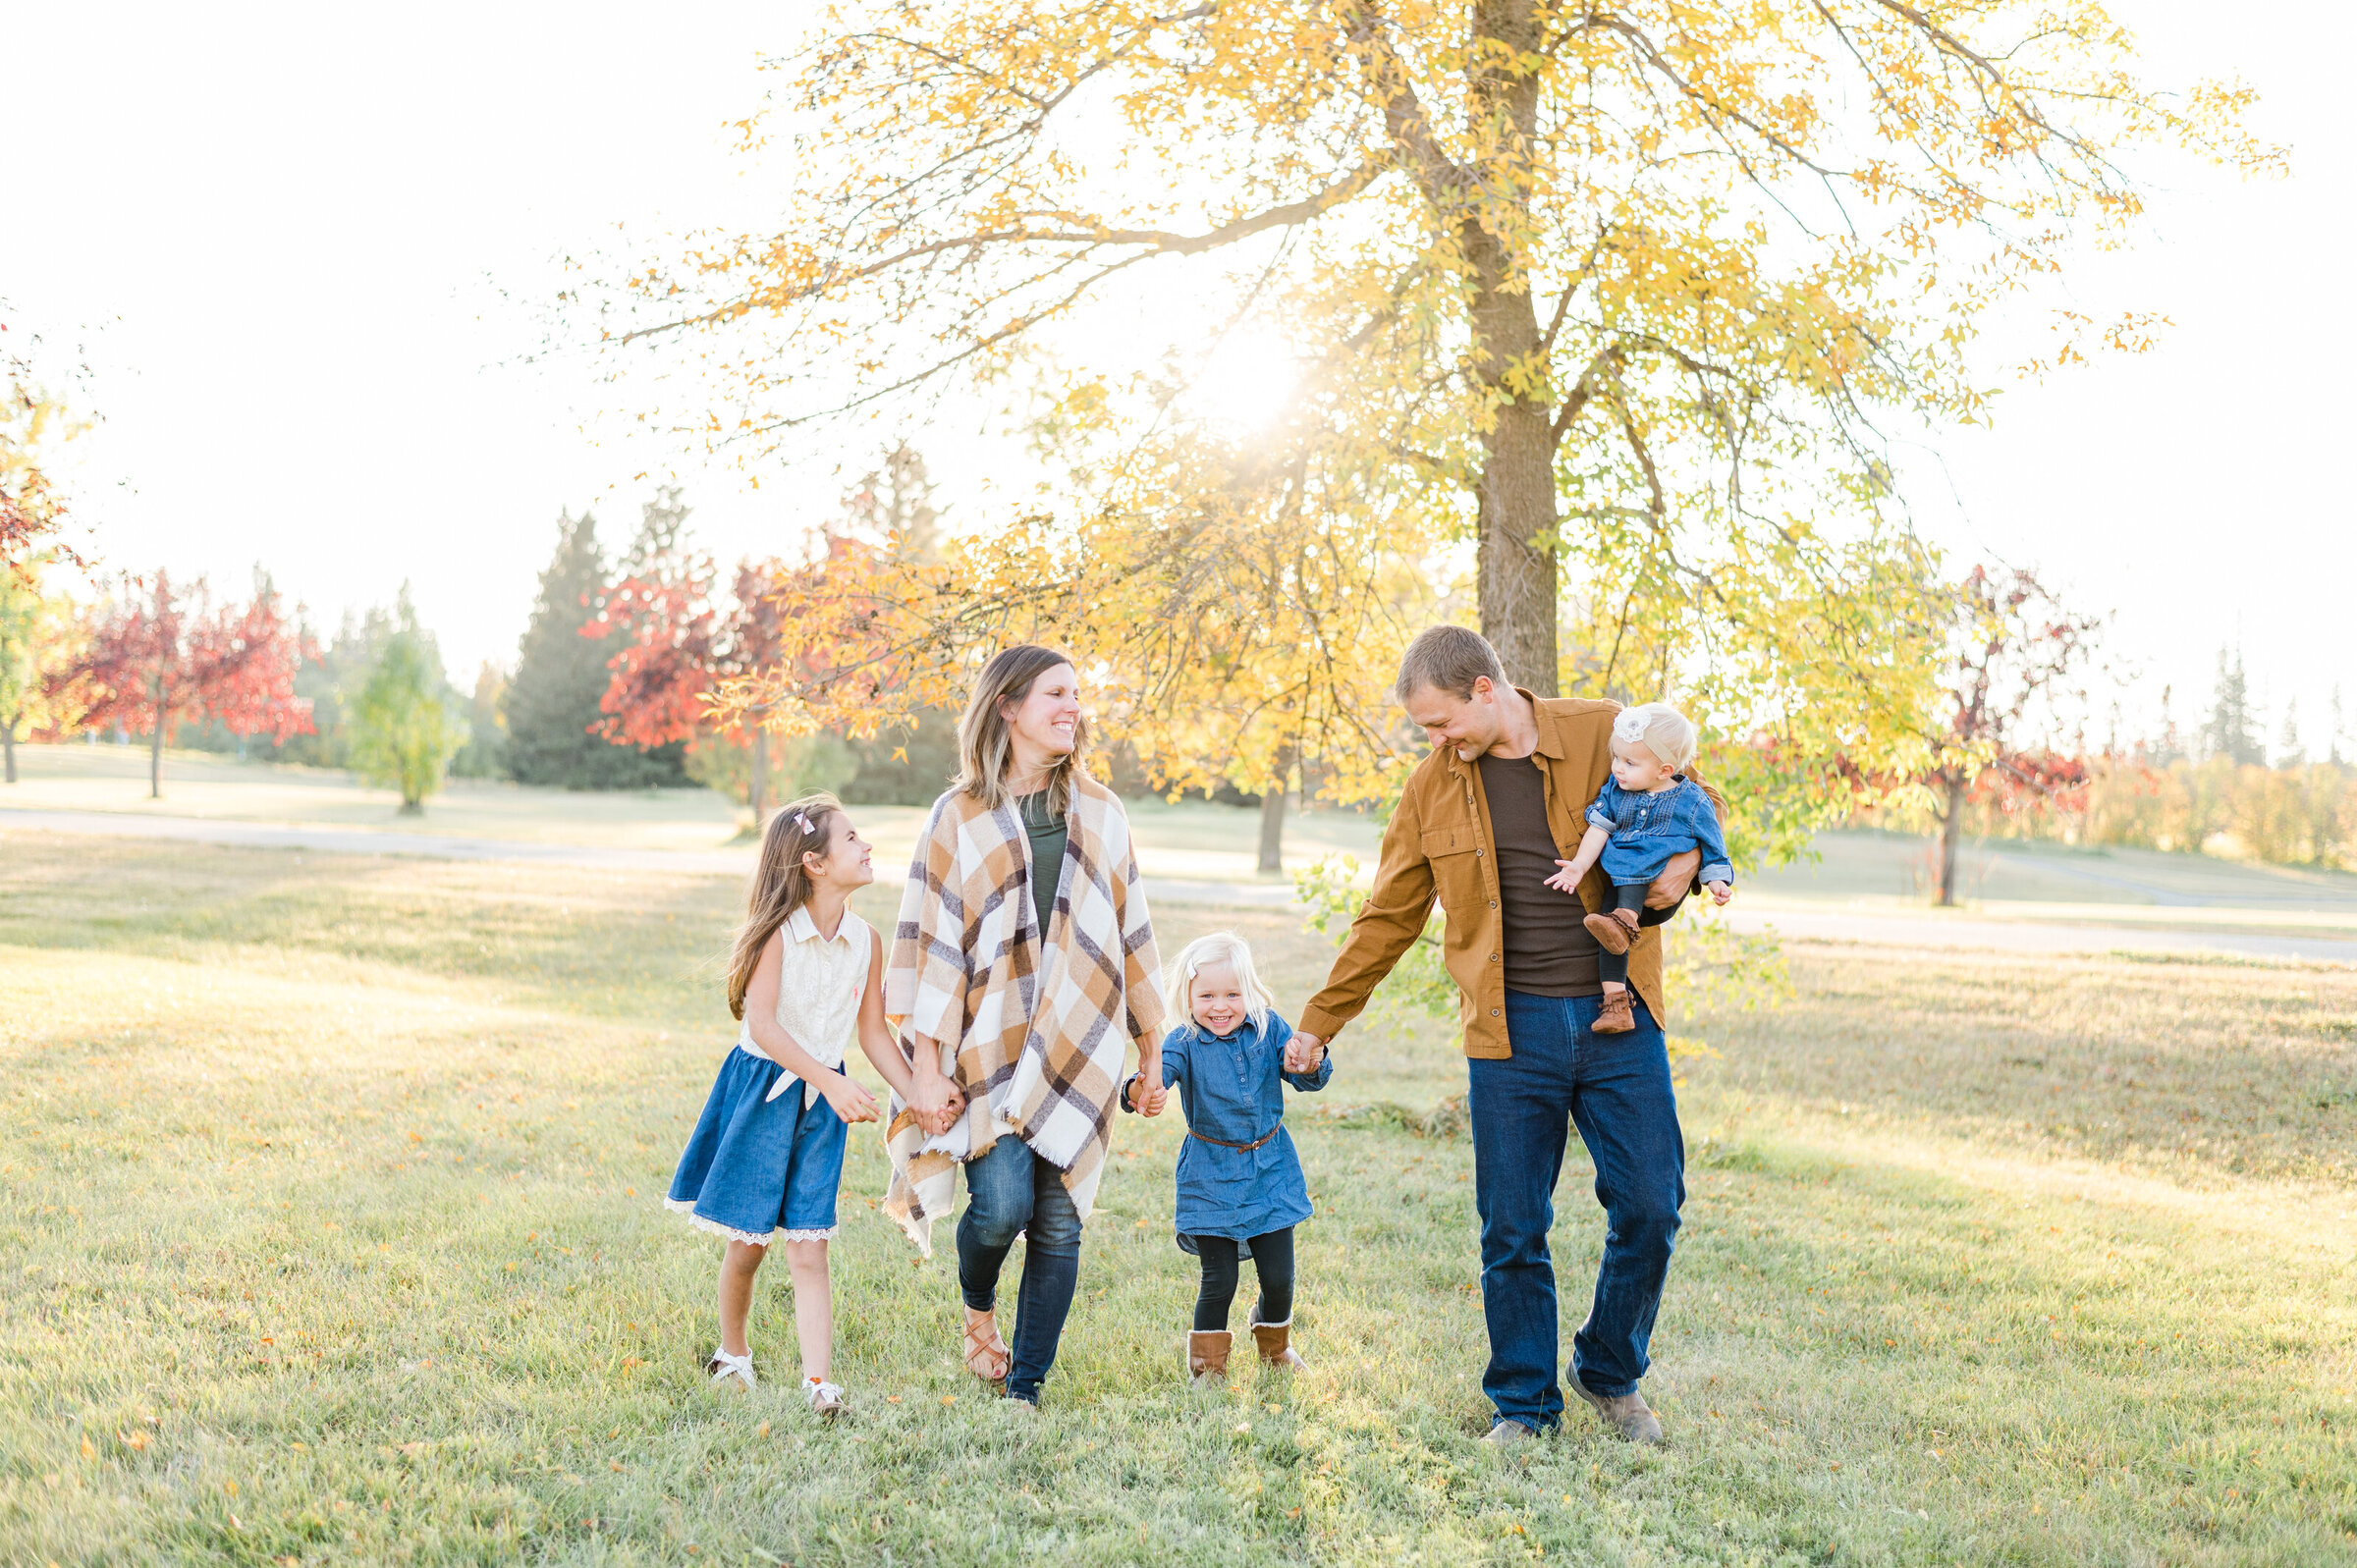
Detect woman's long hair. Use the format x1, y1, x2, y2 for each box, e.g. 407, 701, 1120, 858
953, 644, 1089, 814
726, 792, 845, 1021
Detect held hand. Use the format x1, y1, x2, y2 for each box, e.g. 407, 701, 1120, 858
822, 1074, 881, 1125
926, 1087, 965, 1137
1284, 1033, 1325, 1074
1136, 1078, 1170, 1116
1706, 880, 1732, 906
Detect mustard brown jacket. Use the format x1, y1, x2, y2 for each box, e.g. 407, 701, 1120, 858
1299, 693, 1722, 1060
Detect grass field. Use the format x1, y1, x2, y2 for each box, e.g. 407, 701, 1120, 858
0, 744, 1385, 885
4, 833, 2355, 1565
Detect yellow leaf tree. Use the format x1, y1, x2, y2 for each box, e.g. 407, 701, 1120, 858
600, 0, 2267, 849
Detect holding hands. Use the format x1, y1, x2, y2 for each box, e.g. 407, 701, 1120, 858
818, 1072, 883, 1125
904, 1058, 967, 1137
1283, 1033, 1326, 1075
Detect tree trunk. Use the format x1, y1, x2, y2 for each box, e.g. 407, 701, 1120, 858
1937, 775, 1965, 906
3, 727, 15, 784
748, 729, 770, 831
1465, 0, 1559, 696
1256, 747, 1295, 875
148, 680, 167, 799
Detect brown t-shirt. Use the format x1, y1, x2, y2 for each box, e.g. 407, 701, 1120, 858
1475, 752, 1601, 998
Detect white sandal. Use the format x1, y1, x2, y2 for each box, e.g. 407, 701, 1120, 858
804, 1378, 847, 1418
706, 1348, 756, 1391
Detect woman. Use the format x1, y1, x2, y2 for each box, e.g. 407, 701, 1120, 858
882, 644, 1168, 1410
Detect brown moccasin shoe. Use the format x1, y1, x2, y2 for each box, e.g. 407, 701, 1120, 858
1583, 909, 1638, 955
1592, 986, 1635, 1035
1573, 1383, 1664, 1444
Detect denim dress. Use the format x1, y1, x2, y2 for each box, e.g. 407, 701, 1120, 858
1130, 1013, 1332, 1251
1584, 776, 1733, 887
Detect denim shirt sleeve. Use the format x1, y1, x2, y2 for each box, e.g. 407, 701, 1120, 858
1121, 1024, 1191, 1112
1683, 783, 1734, 886
1585, 779, 1626, 833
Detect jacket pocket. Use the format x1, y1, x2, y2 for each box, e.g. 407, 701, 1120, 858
1420, 825, 1482, 913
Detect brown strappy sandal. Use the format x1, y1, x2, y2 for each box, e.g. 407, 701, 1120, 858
962, 1306, 1011, 1384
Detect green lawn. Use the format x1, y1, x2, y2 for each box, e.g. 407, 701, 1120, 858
3, 834, 2353, 1564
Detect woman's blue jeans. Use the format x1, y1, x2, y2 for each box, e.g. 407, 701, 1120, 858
956, 1133, 1084, 1404
1467, 988, 1685, 1432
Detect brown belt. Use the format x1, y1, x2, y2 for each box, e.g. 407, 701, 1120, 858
1189, 1128, 1278, 1152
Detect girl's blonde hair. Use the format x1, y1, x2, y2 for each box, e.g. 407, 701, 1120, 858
726, 793, 846, 1020
954, 644, 1091, 814
1164, 932, 1277, 1036
1612, 702, 1698, 771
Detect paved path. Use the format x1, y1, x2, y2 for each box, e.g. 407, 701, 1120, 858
8, 807, 2351, 959
1722, 905, 2357, 966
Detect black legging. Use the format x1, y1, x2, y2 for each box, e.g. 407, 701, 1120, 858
1192, 1227, 1295, 1331
1599, 887, 1684, 988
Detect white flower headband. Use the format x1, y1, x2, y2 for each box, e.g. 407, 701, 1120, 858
1612, 709, 1651, 747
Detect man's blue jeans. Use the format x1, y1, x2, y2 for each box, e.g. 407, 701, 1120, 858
1468, 988, 1685, 1431
957, 1133, 1084, 1404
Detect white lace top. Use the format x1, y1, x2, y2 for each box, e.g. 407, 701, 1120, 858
740, 903, 874, 1112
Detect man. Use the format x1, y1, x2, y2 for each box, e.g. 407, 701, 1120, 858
1284, 625, 1714, 1445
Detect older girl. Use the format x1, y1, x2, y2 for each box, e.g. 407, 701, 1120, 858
665, 793, 951, 1417
1124, 931, 1331, 1384
881, 644, 1167, 1411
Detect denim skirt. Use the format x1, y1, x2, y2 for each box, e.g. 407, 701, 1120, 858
665, 1047, 850, 1244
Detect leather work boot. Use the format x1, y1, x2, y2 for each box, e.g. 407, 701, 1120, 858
1247, 1305, 1306, 1370
1187, 1330, 1233, 1387
1481, 1418, 1536, 1446
1591, 986, 1636, 1035
1582, 908, 1639, 955
1573, 1383, 1664, 1445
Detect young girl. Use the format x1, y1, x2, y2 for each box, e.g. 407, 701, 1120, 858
1122, 932, 1332, 1385
666, 793, 956, 1417
1544, 702, 1732, 1035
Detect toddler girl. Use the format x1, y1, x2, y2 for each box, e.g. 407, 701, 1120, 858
1122, 932, 1331, 1385
1545, 703, 1732, 1035
665, 793, 946, 1418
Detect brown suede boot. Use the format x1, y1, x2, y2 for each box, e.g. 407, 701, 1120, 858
1592, 986, 1635, 1035
1247, 1305, 1306, 1370
1582, 908, 1639, 955
1187, 1330, 1233, 1386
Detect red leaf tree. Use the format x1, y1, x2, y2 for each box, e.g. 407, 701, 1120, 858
1926, 566, 2105, 905
68, 569, 315, 797
583, 549, 797, 824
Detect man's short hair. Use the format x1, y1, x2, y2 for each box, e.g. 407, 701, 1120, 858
1395, 624, 1507, 704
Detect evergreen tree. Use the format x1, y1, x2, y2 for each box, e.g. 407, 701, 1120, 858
2200, 647, 2266, 767
505, 508, 691, 788
449, 661, 510, 779
2276, 699, 2305, 769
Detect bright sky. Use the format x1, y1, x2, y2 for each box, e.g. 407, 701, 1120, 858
12, 2, 2352, 757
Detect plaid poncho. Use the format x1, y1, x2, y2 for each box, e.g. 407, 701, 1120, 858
881, 773, 1166, 1255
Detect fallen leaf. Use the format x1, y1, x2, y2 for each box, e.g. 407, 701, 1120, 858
886, 1396, 902, 1405
939, 1395, 956, 1406
400, 1442, 427, 1456
120, 1431, 150, 1450
754, 1422, 770, 1438
622, 1357, 644, 1370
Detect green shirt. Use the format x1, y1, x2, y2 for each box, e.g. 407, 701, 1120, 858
1017, 790, 1067, 937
